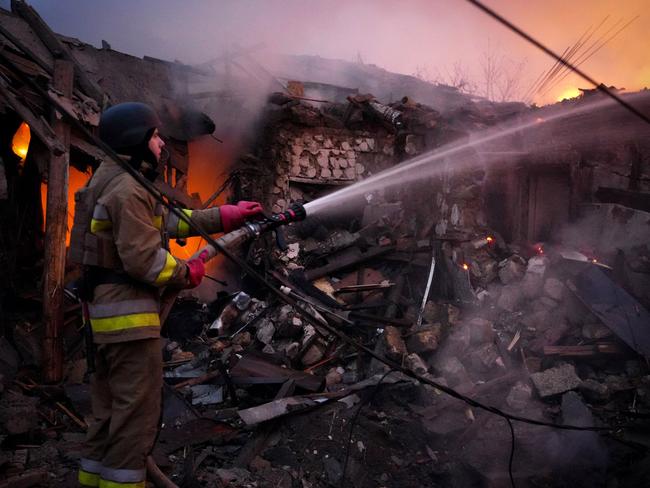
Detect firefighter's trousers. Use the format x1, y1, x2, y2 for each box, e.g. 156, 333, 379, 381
78, 338, 162, 488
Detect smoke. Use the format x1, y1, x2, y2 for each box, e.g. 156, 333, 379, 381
15, 0, 650, 106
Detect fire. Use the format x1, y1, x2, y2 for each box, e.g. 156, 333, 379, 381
556, 86, 581, 102
168, 137, 235, 259
41, 166, 91, 245
12, 122, 31, 161
486, 236, 494, 244
462, 263, 469, 271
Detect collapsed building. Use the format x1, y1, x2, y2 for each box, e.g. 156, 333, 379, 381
0, 1, 649, 487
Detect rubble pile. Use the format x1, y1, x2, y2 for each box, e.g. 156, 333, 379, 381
0, 86, 648, 486
142, 198, 649, 487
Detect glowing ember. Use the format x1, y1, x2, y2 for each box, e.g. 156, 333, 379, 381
486, 236, 494, 243
592, 258, 598, 263
462, 263, 469, 271
12, 122, 31, 161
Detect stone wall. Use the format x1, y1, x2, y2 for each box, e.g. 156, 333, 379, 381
262, 125, 397, 213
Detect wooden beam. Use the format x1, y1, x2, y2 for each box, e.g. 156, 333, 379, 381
0, 77, 64, 155
0, 21, 93, 103
11, 0, 104, 104
42, 59, 73, 384
543, 343, 626, 357
0, 21, 52, 75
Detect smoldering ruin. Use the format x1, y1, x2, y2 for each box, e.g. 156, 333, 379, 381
1, 1, 650, 487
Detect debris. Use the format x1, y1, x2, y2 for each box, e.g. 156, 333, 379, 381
543, 343, 624, 357
237, 394, 338, 425
468, 318, 495, 345
0, 470, 49, 488
543, 277, 566, 300
406, 326, 441, 354
506, 381, 532, 411
497, 285, 523, 312
498, 255, 526, 284
323, 457, 343, 485
405, 353, 429, 375
190, 385, 223, 405
383, 326, 407, 361
530, 364, 582, 398
568, 266, 650, 358
436, 357, 468, 387
230, 353, 324, 392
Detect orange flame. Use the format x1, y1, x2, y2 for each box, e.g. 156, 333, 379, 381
462, 263, 469, 271
41, 166, 91, 245
12, 122, 30, 161
486, 236, 494, 243
168, 137, 235, 259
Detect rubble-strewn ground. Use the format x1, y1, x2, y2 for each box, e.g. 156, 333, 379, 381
2, 188, 649, 487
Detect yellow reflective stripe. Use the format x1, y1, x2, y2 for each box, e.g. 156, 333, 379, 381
177, 209, 193, 238
79, 470, 100, 487
99, 480, 145, 488
152, 215, 162, 230
154, 252, 178, 286
90, 312, 160, 333
90, 219, 112, 233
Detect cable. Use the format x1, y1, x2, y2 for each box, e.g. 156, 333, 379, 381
506, 417, 516, 488
340, 369, 396, 488
0, 49, 622, 435
539, 16, 638, 100
530, 15, 615, 102
465, 0, 650, 126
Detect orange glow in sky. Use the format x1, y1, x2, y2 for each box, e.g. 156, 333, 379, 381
556, 86, 582, 102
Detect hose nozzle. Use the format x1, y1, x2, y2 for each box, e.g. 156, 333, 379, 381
245, 202, 307, 236
267, 201, 307, 226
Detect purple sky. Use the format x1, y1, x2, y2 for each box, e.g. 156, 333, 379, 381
4, 0, 647, 104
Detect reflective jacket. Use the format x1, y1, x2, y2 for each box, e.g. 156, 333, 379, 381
70, 158, 222, 343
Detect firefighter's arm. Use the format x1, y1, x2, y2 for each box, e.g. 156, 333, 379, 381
164, 201, 263, 238
165, 206, 221, 239
111, 185, 188, 288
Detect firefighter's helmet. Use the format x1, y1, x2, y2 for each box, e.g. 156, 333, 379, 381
99, 102, 161, 154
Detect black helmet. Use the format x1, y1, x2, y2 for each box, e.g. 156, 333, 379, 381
99, 102, 161, 153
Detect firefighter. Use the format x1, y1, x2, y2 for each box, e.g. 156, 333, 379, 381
70, 102, 262, 487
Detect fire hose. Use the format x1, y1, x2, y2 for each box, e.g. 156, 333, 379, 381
160, 203, 307, 323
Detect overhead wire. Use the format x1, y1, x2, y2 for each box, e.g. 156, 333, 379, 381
528, 17, 605, 103
539, 15, 639, 100
465, 0, 650, 126
531, 21, 595, 99
540, 16, 626, 94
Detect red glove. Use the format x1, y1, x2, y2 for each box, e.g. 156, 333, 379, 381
220, 201, 264, 233
186, 250, 208, 288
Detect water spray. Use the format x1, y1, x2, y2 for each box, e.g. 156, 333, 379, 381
303, 93, 645, 219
